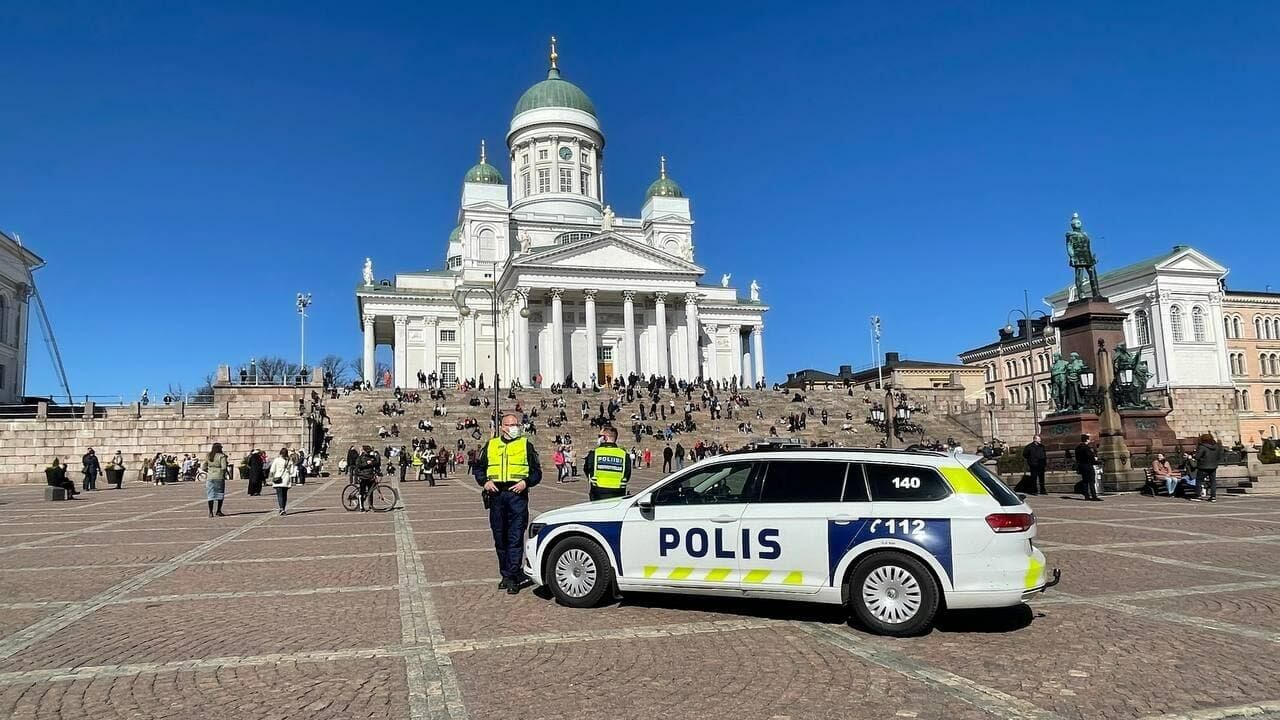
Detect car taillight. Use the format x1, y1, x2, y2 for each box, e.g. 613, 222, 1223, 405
986, 513, 1035, 533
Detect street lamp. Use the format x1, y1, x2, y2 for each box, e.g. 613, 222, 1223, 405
296, 293, 312, 381
1005, 289, 1055, 422
1080, 367, 1096, 391
455, 265, 528, 428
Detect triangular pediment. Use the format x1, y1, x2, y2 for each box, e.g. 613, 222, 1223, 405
460, 200, 510, 213
512, 232, 704, 274
1156, 248, 1226, 276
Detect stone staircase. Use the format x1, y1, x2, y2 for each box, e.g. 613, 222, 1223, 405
323, 385, 986, 472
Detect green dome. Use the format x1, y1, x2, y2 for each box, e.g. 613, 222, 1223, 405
514, 68, 597, 118
448, 225, 461, 243
464, 161, 503, 184
644, 156, 684, 200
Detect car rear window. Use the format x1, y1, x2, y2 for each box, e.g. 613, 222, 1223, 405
863, 463, 951, 502
967, 461, 1024, 507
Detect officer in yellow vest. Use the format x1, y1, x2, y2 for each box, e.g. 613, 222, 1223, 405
473, 412, 542, 594
583, 426, 632, 501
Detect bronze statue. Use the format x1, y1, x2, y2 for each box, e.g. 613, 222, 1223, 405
1064, 352, 1085, 411
1066, 212, 1102, 299
1049, 352, 1068, 411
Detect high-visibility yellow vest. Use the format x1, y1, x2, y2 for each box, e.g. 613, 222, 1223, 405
486, 437, 530, 483
590, 445, 627, 489
411, 451, 424, 467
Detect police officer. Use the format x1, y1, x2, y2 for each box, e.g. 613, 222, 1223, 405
474, 412, 542, 594
354, 445, 381, 512
583, 426, 631, 501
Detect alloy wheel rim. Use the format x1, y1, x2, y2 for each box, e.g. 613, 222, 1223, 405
862, 565, 922, 624
554, 548, 597, 598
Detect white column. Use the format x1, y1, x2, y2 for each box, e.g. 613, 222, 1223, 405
653, 292, 669, 378
752, 325, 765, 385
393, 315, 407, 388
584, 289, 598, 384
550, 287, 564, 384
704, 323, 720, 382
362, 314, 376, 384
463, 311, 477, 383
728, 324, 742, 384
622, 290, 637, 378
517, 288, 530, 384
684, 293, 700, 381
422, 316, 437, 380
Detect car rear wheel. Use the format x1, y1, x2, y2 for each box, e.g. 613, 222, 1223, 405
848, 551, 940, 637
545, 537, 614, 608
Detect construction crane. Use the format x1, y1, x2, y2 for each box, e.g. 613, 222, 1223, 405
13, 233, 72, 405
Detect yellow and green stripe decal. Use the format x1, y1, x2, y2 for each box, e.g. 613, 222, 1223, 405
1025, 555, 1045, 589
941, 466, 988, 496
743, 569, 771, 584
668, 567, 693, 581
704, 568, 732, 583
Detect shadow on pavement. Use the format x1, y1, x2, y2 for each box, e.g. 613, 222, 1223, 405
933, 604, 1036, 633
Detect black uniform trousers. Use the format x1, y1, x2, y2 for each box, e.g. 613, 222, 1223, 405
1028, 464, 1046, 495
1080, 468, 1099, 500
488, 486, 528, 583
589, 485, 627, 502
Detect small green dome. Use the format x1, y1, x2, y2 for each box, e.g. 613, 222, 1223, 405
464, 161, 503, 184
514, 69, 597, 118
448, 225, 462, 243
644, 156, 684, 200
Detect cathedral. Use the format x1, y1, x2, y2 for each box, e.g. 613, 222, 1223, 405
355, 39, 767, 388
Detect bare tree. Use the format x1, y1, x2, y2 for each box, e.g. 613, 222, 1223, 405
317, 355, 350, 384
255, 356, 300, 383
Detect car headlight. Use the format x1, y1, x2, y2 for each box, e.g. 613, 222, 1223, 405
528, 522, 545, 539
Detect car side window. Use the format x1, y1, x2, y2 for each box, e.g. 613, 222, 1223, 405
652, 462, 760, 506
864, 463, 951, 501
843, 464, 870, 502
757, 461, 847, 503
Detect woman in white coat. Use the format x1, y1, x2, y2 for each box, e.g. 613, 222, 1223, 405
268, 448, 293, 516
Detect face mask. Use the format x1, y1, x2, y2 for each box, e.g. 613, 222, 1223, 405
504, 426, 522, 439
597, 437, 606, 445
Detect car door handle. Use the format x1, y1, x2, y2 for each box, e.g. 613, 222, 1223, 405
711, 515, 736, 523
831, 514, 856, 524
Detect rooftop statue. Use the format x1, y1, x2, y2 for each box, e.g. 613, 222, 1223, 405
749, 280, 761, 303
1066, 213, 1102, 300
362, 257, 374, 287
721, 273, 731, 288
601, 205, 615, 232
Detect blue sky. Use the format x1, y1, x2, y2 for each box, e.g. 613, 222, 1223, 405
2, 1, 1277, 397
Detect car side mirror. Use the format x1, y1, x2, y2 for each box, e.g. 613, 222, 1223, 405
636, 495, 653, 512
1016, 492, 1027, 501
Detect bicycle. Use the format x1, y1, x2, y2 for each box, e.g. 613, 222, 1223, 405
341, 477, 399, 512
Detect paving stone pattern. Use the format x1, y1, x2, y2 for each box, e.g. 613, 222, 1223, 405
2, 468, 1280, 719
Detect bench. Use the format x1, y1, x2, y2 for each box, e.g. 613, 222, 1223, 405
44, 486, 68, 501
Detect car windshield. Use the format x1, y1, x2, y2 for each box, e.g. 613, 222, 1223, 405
967, 460, 1024, 507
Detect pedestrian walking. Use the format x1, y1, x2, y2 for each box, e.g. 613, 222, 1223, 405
1023, 435, 1047, 495
475, 412, 542, 594
81, 448, 101, 491
269, 448, 292, 515
1194, 433, 1222, 502
1074, 434, 1101, 502
662, 444, 673, 473
204, 443, 229, 517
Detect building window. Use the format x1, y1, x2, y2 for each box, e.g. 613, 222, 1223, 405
521, 172, 530, 196
1273, 353, 1280, 376
554, 231, 593, 245
1266, 390, 1274, 411
538, 148, 548, 161
1191, 306, 1207, 341
580, 171, 590, 196
986, 390, 995, 404
1134, 309, 1150, 346
0, 363, 5, 390
439, 361, 457, 388
581, 151, 590, 165
1170, 305, 1184, 342
559, 167, 573, 192
447, 255, 461, 270
1010, 387, 1020, 404
476, 228, 496, 262
537, 169, 550, 193
1268, 317, 1277, 341
1241, 389, 1251, 410
439, 329, 457, 343
1256, 315, 1264, 339
521, 153, 529, 166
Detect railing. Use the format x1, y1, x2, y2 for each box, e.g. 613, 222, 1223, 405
228, 373, 316, 387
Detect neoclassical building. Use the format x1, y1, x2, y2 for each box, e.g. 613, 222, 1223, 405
355, 40, 767, 389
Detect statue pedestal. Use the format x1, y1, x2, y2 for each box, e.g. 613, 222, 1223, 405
1038, 412, 1099, 455
1053, 298, 1128, 362
1118, 408, 1178, 454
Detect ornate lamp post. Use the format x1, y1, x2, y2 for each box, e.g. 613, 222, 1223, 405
1005, 290, 1055, 424
455, 265, 528, 427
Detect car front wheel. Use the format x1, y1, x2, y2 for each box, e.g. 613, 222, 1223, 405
848, 551, 940, 637
545, 537, 614, 608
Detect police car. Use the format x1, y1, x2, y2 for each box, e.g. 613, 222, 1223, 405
522, 447, 1058, 636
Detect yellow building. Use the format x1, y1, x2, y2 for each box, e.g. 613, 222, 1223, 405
1223, 290, 1280, 443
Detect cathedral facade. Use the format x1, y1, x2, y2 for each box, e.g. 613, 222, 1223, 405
355, 40, 767, 388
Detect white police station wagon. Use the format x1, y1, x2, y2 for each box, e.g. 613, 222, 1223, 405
523, 448, 1058, 636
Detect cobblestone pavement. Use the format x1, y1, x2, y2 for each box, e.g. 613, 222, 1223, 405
1, 472, 1279, 720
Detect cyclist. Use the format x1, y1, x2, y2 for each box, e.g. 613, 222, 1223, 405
354, 445, 382, 512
